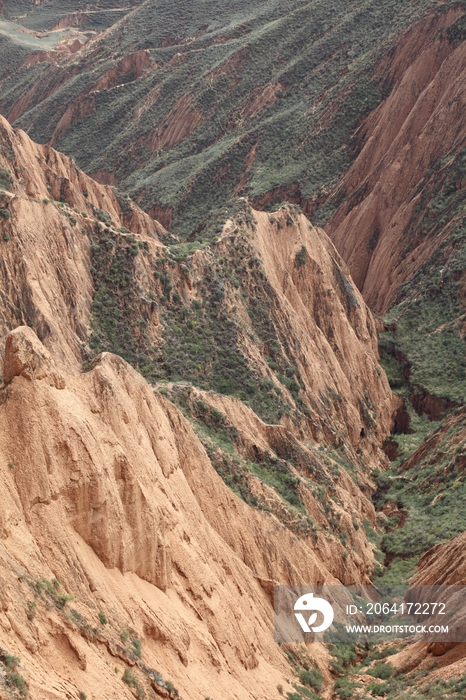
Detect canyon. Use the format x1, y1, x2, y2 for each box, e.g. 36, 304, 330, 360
1, 1, 466, 699
0, 114, 394, 699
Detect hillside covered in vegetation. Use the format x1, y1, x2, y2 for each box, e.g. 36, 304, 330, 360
0, 0, 454, 237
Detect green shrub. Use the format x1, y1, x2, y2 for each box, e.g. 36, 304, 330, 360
334, 677, 362, 699
56, 593, 74, 609
122, 668, 137, 687
367, 662, 393, 680
299, 668, 323, 691
98, 611, 108, 625
0, 166, 12, 185
27, 601, 37, 620
2, 654, 20, 669
131, 638, 141, 658
9, 673, 27, 696
94, 208, 111, 224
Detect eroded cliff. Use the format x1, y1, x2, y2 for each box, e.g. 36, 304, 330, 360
0, 326, 336, 700
0, 114, 399, 699
325, 7, 466, 313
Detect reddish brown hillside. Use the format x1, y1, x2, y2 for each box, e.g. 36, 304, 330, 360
325, 7, 466, 312
0, 114, 403, 697
0, 114, 397, 462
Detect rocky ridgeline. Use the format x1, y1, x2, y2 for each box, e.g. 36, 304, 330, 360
0, 114, 400, 698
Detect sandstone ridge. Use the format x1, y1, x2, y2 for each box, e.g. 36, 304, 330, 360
0, 326, 356, 700
0, 116, 400, 699
326, 8, 466, 312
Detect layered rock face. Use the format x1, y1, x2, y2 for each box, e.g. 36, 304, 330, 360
0, 326, 328, 700
3, 4, 466, 696
0, 114, 396, 460
0, 114, 164, 370
0, 322, 385, 699
326, 7, 466, 312
0, 114, 398, 697
175, 205, 396, 456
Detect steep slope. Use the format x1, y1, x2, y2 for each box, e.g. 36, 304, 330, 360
302, 7, 466, 423
325, 6, 466, 312
0, 326, 335, 700
0, 114, 164, 371
0, 115, 396, 466
0, 0, 445, 235
320, 8, 466, 679
3, 10, 466, 699
0, 112, 398, 585
2, 0, 459, 427
0, 114, 401, 698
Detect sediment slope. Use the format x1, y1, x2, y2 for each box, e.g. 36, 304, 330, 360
0, 113, 399, 698
0, 326, 322, 700
0, 114, 396, 463
326, 8, 466, 312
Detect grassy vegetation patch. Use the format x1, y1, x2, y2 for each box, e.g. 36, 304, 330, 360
86, 200, 315, 425
333, 660, 466, 700
87, 224, 160, 378
161, 384, 319, 537
374, 410, 466, 563
5, 0, 446, 237
379, 147, 466, 407
151, 201, 311, 423
372, 179, 466, 579
0, 650, 28, 698
0, 167, 13, 191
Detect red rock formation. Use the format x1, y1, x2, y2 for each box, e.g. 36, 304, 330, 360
0, 112, 399, 698
326, 8, 466, 312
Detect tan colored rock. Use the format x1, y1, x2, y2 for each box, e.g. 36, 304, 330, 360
413, 530, 466, 588
4, 326, 65, 388
250, 209, 397, 453
0, 113, 401, 699
0, 115, 397, 464
0, 114, 167, 373
0, 334, 347, 700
